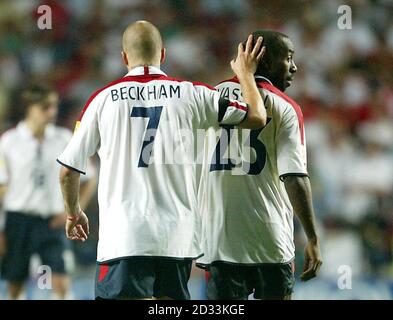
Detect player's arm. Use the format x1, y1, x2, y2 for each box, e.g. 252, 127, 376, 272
230, 35, 267, 129
57, 94, 100, 242
277, 105, 322, 281
60, 166, 89, 242
284, 175, 322, 281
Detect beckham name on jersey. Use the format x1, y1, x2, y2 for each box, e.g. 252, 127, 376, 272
111, 84, 181, 102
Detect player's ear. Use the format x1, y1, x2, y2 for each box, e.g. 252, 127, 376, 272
121, 51, 129, 66
160, 48, 166, 64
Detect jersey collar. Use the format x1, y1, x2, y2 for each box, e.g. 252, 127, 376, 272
228, 75, 273, 85
254, 75, 273, 85
125, 65, 167, 77
18, 121, 56, 140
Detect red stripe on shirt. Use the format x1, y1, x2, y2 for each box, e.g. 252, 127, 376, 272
77, 74, 166, 121
229, 101, 247, 112
163, 77, 216, 90
190, 81, 216, 91
217, 76, 239, 85
78, 75, 216, 121
257, 81, 305, 145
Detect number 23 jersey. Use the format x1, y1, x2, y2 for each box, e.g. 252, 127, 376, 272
198, 76, 308, 266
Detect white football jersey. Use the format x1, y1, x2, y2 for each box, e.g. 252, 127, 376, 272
0, 122, 74, 217
57, 66, 248, 263
197, 76, 308, 266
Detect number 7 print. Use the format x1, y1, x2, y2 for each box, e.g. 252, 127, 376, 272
130, 106, 163, 168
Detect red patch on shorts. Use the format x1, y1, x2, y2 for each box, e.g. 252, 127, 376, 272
205, 271, 210, 284
98, 264, 109, 282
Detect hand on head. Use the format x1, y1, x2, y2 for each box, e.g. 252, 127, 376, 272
231, 35, 266, 79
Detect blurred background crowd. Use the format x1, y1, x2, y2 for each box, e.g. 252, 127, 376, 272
0, 0, 392, 299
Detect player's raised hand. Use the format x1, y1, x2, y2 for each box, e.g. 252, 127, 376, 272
231, 35, 265, 79
300, 240, 323, 281
65, 209, 89, 242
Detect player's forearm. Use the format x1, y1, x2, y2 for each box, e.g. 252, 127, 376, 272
284, 175, 319, 242
237, 74, 267, 129
79, 177, 97, 211
60, 167, 81, 218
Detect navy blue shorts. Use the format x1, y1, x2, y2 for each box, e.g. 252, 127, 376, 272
1, 211, 67, 282
206, 261, 295, 300
95, 257, 192, 300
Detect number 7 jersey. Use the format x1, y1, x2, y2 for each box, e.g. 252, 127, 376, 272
197, 76, 308, 266
57, 66, 248, 263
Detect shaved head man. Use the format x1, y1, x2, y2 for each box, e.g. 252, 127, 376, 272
58, 20, 267, 300
121, 21, 165, 69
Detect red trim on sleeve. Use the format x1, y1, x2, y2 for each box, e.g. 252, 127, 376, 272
218, 77, 305, 144
228, 101, 247, 112
98, 264, 109, 282
257, 81, 305, 145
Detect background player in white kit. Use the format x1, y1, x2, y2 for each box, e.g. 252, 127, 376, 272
198, 30, 323, 300
57, 21, 267, 300
0, 85, 96, 299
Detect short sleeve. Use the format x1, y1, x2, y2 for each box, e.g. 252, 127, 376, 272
195, 85, 248, 128
57, 96, 100, 174
217, 98, 248, 125
277, 106, 308, 180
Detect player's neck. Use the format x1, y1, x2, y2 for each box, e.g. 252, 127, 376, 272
25, 118, 46, 140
